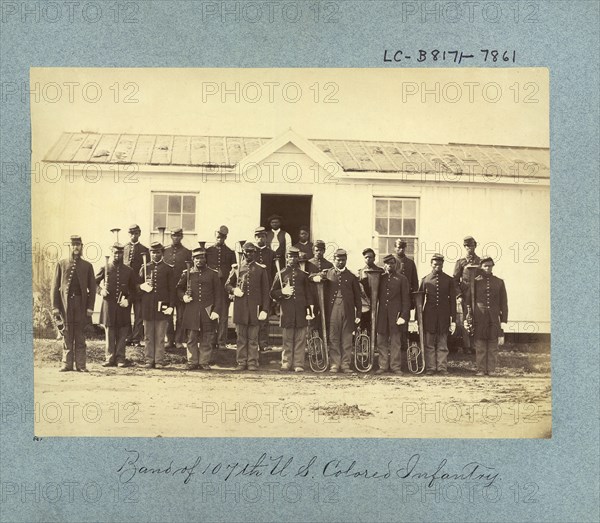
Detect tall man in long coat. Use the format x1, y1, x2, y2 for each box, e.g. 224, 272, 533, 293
225, 242, 270, 371
418, 253, 457, 375
52, 235, 96, 372
376, 255, 411, 375
177, 246, 223, 370
313, 249, 361, 374
393, 239, 419, 352
95, 243, 137, 367
138, 242, 176, 368
464, 257, 508, 376
254, 226, 276, 351
164, 227, 192, 349
271, 247, 314, 372
206, 225, 236, 350
124, 224, 149, 347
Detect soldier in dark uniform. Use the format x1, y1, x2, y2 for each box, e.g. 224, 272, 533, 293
164, 227, 192, 349
375, 255, 410, 375
123, 224, 149, 347
307, 240, 333, 273
418, 254, 457, 375
293, 225, 313, 260
357, 248, 384, 335
464, 257, 508, 376
393, 239, 419, 353
453, 236, 482, 354
254, 227, 276, 351
95, 243, 137, 368
206, 225, 236, 350
271, 247, 315, 372
52, 235, 96, 372
137, 242, 175, 368
225, 243, 270, 371
177, 246, 224, 370
314, 249, 361, 374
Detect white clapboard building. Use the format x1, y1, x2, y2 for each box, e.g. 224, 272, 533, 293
40, 128, 550, 336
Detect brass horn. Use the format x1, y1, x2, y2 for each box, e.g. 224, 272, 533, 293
354, 269, 381, 373
407, 290, 426, 374
197, 241, 206, 250
307, 280, 329, 373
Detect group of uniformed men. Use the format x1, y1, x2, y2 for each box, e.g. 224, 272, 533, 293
51, 214, 508, 376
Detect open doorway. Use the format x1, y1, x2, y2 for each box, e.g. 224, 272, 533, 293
260, 194, 312, 244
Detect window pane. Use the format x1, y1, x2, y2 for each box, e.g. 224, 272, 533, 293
153, 212, 166, 229
154, 194, 167, 212
388, 238, 397, 254
183, 195, 196, 213
182, 213, 195, 231
404, 219, 416, 236
403, 199, 416, 218
375, 218, 388, 235
168, 195, 182, 213
405, 239, 416, 258
389, 218, 403, 235
375, 199, 387, 217
389, 200, 402, 217
377, 238, 387, 261
167, 214, 181, 230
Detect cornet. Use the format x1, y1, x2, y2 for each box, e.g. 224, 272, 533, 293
407, 290, 426, 374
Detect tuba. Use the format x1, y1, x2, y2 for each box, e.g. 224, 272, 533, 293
407, 290, 426, 374
307, 279, 329, 373
354, 269, 381, 373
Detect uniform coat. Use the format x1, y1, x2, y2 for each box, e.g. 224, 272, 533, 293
176, 266, 224, 331
255, 245, 276, 284
225, 261, 270, 326
322, 268, 362, 323
164, 244, 193, 284
293, 241, 313, 259
95, 262, 136, 327
376, 271, 411, 337
124, 242, 149, 293
52, 257, 96, 318
270, 266, 314, 328
419, 271, 457, 334
453, 255, 482, 298
137, 260, 176, 320
465, 273, 508, 339
307, 256, 333, 273
393, 254, 419, 292
206, 244, 236, 280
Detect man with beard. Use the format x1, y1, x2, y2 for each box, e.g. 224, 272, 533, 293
52, 235, 96, 372
95, 243, 137, 368
177, 245, 223, 370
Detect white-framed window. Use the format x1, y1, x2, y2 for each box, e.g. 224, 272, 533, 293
374, 197, 419, 260
152, 192, 197, 232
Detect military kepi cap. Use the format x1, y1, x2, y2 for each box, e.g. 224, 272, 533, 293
171, 227, 183, 236
333, 249, 347, 258
314, 240, 326, 248
463, 235, 476, 245
383, 254, 396, 264
69, 235, 82, 244
192, 247, 205, 257
216, 225, 229, 236
111, 242, 125, 251
431, 253, 444, 262
128, 224, 141, 233
149, 241, 164, 252
242, 242, 257, 251
395, 238, 407, 248
254, 226, 267, 236
480, 256, 495, 266
362, 248, 375, 256
287, 246, 300, 256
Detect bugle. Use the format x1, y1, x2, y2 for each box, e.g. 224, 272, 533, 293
354, 269, 381, 373
307, 280, 329, 373
407, 290, 426, 374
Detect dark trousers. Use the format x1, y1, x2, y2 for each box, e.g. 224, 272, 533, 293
143, 319, 168, 364
104, 325, 129, 364
128, 298, 144, 343
400, 322, 409, 351
474, 337, 499, 373
424, 331, 449, 372
378, 328, 402, 372
258, 319, 270, 349
62, 296, 87, 370
281, 327, 306, 370
187, 328, 212, 365
213, 298, 230, 347
328, 300, 353, 371
236, 324, 259, 367
166, 302, 186, 345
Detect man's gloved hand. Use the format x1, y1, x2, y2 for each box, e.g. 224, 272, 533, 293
449, 322, 456, 335
258, 311, 268, 321
119, 297, 129, 308
164, 307, 174, 315
311, 275, 322, 283
306, 313, 315, 321
396, 317, 406, 325
282, 285, 294, 296
210, 312, 219, 321
463, 320, 469, 330
354, 317, 361, 325
183, 294, 193, 303
100, 285, 109, 298
233, 287, 244, 298
498, 335, 505, 346
140, 282, 153, 293
500, 322, 507, 331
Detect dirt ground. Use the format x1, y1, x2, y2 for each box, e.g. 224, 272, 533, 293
33, 338, 551, 439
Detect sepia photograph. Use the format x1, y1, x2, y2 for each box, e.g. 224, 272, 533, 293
31, 67, 550, 438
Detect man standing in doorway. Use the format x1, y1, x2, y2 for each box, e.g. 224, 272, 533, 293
266, 214, 292, 262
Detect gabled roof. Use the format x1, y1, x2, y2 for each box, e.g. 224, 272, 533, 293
44, 131, 550, 178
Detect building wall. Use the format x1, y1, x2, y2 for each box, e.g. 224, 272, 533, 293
36, 146, 550, 332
